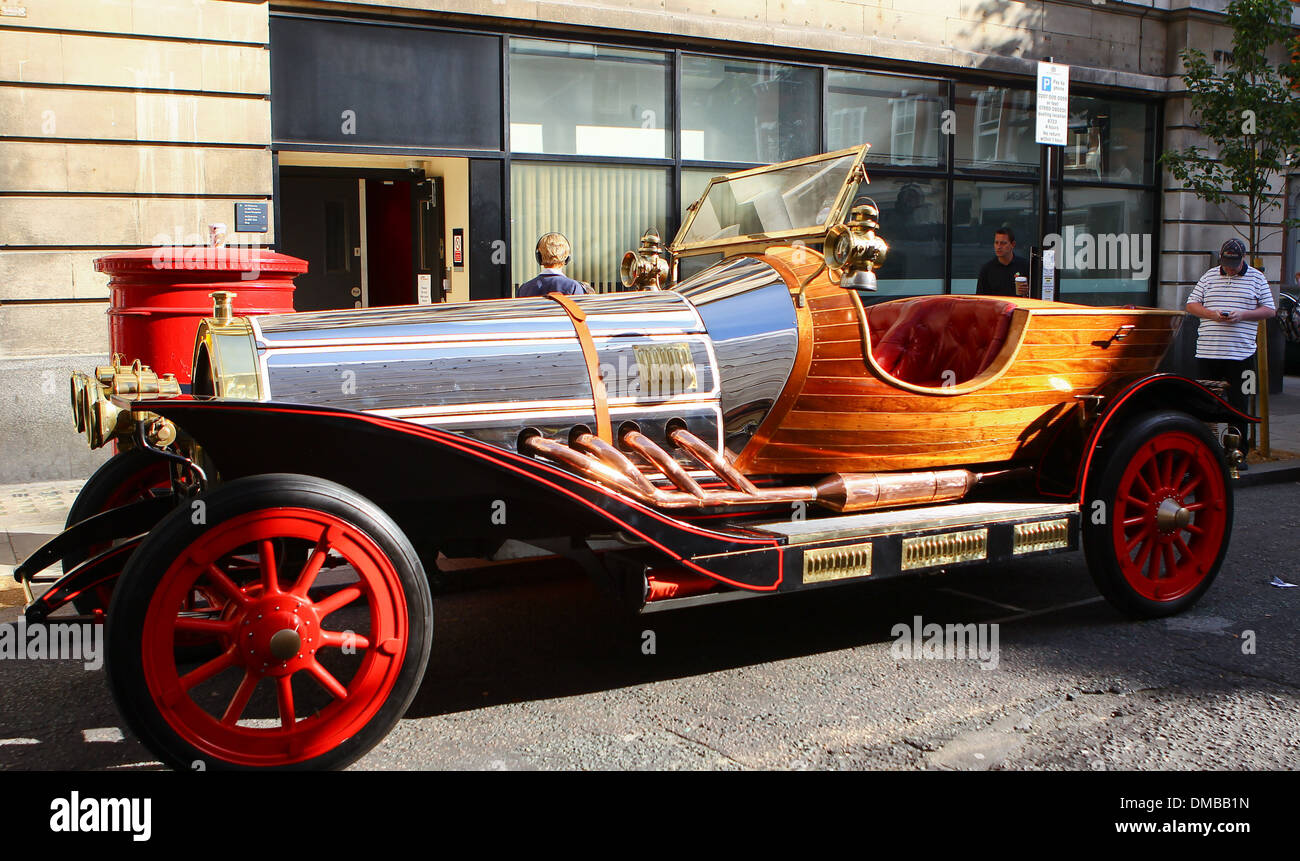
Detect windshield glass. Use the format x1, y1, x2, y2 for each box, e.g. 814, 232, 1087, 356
676, 151, 859, 247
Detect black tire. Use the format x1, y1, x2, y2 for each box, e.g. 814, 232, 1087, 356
106, 474, 432, 771
1082, 411, 1233, 619
64, 449, 172, 614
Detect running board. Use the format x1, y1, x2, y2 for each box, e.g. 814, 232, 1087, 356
640, 501, 1080, 613
754, 501, 1079, 586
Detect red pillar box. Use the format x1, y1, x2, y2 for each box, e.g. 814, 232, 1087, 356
95, 247, 306, 385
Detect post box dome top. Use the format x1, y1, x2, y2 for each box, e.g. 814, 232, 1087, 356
95, 247, 309, 275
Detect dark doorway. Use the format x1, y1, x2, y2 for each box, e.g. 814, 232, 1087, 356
279, 174, 361, 312
365, 179, 416, 307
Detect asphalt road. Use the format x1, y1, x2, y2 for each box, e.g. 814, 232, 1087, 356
1, 480, 1297, 771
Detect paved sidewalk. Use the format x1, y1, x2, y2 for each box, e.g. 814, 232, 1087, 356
4, 378, 1300, 608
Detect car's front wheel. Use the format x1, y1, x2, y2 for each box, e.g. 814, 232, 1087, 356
106, 474, 432, 770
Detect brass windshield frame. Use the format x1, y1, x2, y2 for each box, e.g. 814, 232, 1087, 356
670, 144, 870, 258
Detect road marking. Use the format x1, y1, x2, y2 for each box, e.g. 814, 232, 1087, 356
82, 727, 124, 743
0, 737, 39, 746
936, 587, 1027, 613
986, 596, 1104, 624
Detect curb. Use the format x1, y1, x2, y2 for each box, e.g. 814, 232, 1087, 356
1234, 462, 1300, 487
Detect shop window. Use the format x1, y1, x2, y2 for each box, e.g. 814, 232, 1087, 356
951, 181, 1039, 294
826, 70, 945, 167
681, 55, 818, 163
510, 162, 669, 293
509, 39, 671, 158
859, 176, 947, 296
955, 85, 1037, 173
1064, 96, 1152, 184
1058, 187, 1154, 306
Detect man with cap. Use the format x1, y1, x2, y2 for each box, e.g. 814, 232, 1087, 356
1185, 238, 1276, 460
517, 233, 591, 298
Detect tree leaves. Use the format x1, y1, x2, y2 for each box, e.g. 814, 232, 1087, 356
1159, 0, 1300, 248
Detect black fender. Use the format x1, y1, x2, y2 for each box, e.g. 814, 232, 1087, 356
14, 494, 177, 585
1068, 374, 1253, 500
24, 539, 144, 622
137, 399, 788, 591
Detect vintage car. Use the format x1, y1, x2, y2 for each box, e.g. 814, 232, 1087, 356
17, 144, 1250, 770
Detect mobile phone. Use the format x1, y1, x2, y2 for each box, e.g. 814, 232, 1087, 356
1219, 310, 1232, 319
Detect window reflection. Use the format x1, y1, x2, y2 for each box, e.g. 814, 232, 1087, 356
862, 177, 946, 296
509, 39, 670, 158
954, 85, 1037, 172
681, 56, 818, 163
826, 70, 945, 167
1064, 97, 1151, 184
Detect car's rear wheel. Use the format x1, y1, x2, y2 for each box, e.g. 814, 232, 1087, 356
106, 474, 432, 770
1083, 411, 1232, 618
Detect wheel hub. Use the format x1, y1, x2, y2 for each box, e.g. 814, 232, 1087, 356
1155, 497, 1191, 534
238, 596, 320, 677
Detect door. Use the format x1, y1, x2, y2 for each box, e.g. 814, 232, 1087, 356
365, 179, 417, 307
417, 177, 447, 303
280, 175, 362, 311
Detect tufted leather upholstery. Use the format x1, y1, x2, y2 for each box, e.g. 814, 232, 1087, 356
867, 296, 1015, 387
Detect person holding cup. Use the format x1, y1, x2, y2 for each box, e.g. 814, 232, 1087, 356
976, 227, 1031, 297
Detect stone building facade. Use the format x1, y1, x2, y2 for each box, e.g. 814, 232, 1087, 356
0, 0, 1293, 481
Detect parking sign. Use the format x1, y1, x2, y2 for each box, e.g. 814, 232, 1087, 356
1035, 62, 1070, 146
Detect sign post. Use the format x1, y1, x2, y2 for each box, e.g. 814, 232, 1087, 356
1035, 60, 1069, 301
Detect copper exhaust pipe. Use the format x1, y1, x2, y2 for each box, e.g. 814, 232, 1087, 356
572, 433, 660, 497
524, 431, 981, 514
621, 430, 707, 498
668, 428, 758, 494
814, 469, 978, 513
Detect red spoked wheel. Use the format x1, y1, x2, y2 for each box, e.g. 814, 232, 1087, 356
64, 449, 173, 615
107, 475, 431, 770
1084, 411, 1233, 618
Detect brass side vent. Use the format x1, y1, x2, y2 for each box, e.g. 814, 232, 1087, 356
633, 343, 697, 397
1013, 519, 1070, 555
803, 542, 873, 584
901, 528, 987, 570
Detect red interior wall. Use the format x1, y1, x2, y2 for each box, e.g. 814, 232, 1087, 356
365, 180, 414, 307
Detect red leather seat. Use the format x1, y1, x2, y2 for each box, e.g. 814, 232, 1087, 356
868, 296, 1015, 387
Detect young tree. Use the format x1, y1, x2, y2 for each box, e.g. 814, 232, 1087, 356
1161, 0, 1300, 456
1161, 0, 1300, 260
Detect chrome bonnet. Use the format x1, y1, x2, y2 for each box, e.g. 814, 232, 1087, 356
673, 256, 799, 453
191, 260, 798, 461
196, 291, 721, 457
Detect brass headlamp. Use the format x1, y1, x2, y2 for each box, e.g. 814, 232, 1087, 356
70, 355, 181, 449
620, 227, 671, 291
825, 202, 889, 292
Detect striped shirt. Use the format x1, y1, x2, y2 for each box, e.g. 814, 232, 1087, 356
1186, 264, 1274, 360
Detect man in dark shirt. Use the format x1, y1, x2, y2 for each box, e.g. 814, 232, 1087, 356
976, 227, 1031, 296
517, 233, 591, 297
